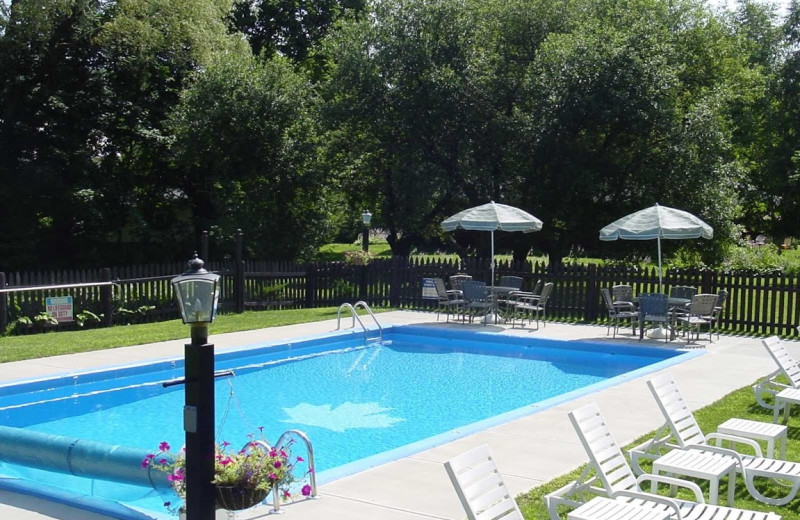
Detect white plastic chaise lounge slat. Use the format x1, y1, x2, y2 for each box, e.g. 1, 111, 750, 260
444, 444, 523, 520
542, 402, 781, 520
646, 373, 800, 506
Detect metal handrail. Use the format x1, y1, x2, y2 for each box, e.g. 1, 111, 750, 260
353, 301, 382, 342
336, 301, 382, 343
250, 429, 317, 513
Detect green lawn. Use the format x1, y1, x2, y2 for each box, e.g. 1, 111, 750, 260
0, 309, 795, 518
0, 307, 343, 363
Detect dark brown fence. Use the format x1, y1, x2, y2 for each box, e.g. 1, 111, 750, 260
1, 258, 799, 337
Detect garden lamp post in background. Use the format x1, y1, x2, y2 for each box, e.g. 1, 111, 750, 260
171, 253, 220, 520
361, 210, 372, 253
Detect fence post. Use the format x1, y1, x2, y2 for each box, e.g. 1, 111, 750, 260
701, 269, 713, 294
584, 264, 598, 322
0, 272, 7, 332
359, 265, 367, 302
101, 268, 113, 327
235, 229, 245, 313
305, 263, 317, 308
390, 256, 402, 307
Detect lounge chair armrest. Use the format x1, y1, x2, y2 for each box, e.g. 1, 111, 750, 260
611, 489, 684, 519
613, 301, 636, 311
704, 433, 763, 458
634, 473, 705, 503
685, 443, 745, 468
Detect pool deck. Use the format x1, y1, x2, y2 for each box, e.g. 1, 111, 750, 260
0, 310, 794, 520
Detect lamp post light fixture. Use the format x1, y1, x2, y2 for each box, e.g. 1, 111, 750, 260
171, 253, 220, 520
361, 210, 372, 253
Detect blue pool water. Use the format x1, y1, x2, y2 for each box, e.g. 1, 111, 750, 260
0, 325, 698, 518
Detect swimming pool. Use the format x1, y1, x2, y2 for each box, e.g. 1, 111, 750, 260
0, 324, 699, 518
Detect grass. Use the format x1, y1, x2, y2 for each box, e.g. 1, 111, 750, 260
0, 307, 344, 363
517, 382, 800, 519
1, 309, 796, 518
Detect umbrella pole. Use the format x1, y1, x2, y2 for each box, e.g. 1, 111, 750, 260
490, 230, 495, 285
657, 235, 663, 293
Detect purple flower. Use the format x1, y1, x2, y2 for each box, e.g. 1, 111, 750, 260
159, 442, 171, 452
274, 461, 282, 469
296, 456, 305, 463
141, 453, 156, 468
301, 484, 312, 496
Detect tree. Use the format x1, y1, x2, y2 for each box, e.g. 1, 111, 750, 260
0, 0, 108, 268
230, 0, 366, 62
319, 0, 517, 256
510, 0, 745, 266
167, 54, 330, 260
93, 0, 251, 261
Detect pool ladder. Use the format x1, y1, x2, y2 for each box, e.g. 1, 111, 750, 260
336, 301, 383, 344
252, 429, 317, 514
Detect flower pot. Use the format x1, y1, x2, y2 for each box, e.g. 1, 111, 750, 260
214, 485, 269, 511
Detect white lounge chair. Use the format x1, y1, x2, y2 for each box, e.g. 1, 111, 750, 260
444, 444, 524, 520
755, 336, 800, 411
448, 444, 683, 520
637, 373, 800, 506
544, 403, 781, 520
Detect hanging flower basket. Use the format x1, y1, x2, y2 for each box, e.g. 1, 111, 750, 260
214, 485, 269, 511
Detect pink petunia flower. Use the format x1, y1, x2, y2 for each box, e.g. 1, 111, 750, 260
296, 456, 304, 462
159, 442, 170, 452
301, 484, 312, 496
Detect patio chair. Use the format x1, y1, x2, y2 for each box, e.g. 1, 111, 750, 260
709, 290, 727, 339
754, 336, 800, 411
509, 282, 553, 329
449, 274, 473, 293
544, 402, 781, 520
432, 277, 465, 323
600, 287, 637, 338
461, 280, 492, 325
498, 275, 523, 290
637, 293, 671, 342
673, 293, 717, 342
612, 284, 634, 304
496, 276, 525, 313
444, 444, 524, 520
669, 285, 696, 301
530, 279, 543, 297
632, 373, 800, 506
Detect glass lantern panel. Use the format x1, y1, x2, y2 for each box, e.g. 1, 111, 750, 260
173, 278, 218, 323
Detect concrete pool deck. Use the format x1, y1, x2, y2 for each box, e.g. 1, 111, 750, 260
0, 310, 794, 520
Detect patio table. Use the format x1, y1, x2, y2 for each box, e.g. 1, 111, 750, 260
484, 285, 518, 324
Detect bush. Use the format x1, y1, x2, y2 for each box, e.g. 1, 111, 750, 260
722, 244, 798, 274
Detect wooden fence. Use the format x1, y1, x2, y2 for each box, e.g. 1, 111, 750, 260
1, 258, 799, 337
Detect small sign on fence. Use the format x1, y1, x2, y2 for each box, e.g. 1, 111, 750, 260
46, 296, 74, 322
421, 278, 438, 300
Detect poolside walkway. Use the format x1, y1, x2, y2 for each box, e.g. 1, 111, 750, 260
0, 311, 794, 520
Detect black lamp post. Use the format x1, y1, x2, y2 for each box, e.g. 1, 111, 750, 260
361, 210, 372, 253
171, 254, 220, 520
